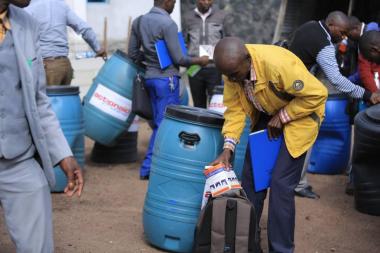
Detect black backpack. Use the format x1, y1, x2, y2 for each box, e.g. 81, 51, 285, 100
193, 190, 259, 253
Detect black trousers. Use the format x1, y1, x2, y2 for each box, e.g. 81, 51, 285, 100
189, 67, 222, 108
241, 115, 306, 253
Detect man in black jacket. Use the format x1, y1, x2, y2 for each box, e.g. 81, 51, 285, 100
289, 11, 380, 199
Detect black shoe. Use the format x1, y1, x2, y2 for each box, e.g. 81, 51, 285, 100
295, 187, 320, 199
345, 182, 354, 196
140, 175, 149, 180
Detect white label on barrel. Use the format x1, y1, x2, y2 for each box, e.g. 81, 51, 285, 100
89, 84, 131, 121
208, 94, 226, 114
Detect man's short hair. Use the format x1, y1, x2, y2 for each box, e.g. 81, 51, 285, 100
359, 31, 380, 54
326, 11, 349, 25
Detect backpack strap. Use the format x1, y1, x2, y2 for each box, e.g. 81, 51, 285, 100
211, 198, 228, 253
224, 199, 238, 253
235, 199, 253, 253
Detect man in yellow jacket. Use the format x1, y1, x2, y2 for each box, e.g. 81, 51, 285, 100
211, 37, 328, 253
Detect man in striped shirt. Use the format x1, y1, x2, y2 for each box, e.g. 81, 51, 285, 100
288, 11, 380, 199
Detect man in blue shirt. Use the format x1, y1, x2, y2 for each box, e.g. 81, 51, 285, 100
25, 0, 106, 85
128, 0, 209, 180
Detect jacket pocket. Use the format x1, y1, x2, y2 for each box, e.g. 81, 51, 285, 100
206, 23, 224, 45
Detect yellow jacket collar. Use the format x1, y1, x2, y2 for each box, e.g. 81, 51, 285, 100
245, 45, 268, 93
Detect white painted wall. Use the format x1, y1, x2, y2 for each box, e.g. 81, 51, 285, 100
86, 0, 182, 43
65, 0, 181, 52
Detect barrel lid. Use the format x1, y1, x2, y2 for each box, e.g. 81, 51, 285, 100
365, 104, 380, 123
165, 105, 224, 127
213, 85, 224, 95
114, 49, 129, 60
46, 85, 79, 95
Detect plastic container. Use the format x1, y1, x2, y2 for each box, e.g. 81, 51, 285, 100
47, 86, 84, 192
307, 93, 351, 174
143, 105, 224, 252
83, 50, 144, 146
353, 105, 380, 216
91, 116, 139, 164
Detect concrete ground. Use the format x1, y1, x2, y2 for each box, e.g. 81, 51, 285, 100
0, 58, 379, 253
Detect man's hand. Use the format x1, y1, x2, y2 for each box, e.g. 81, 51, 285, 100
199, 55, 210, 66
369, 91, 380, 104
209, 149, 233, 168
267, 113, 283, 140
59, 156, 84, 197
95, 48, 107, 60
192, 56, 210, 67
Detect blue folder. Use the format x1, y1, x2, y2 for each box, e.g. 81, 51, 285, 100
249, 129, 283, 192
155, 32, 188, 69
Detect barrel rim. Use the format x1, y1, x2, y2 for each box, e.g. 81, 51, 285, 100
365, 104, 380, 123
46, 85, 79, 95
114, 49, 145, 73
165, 105, 224, 127
327, 93, 349, 99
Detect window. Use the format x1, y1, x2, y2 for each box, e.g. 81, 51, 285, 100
88, 0, 107, 3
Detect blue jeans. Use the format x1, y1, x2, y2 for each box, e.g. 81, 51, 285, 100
140, 76, 180, 177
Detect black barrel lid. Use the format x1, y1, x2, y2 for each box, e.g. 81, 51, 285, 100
165, 105, 224, 127
46, 85, 79, 95
212, 85, 224, 95
365, 104, 380, 123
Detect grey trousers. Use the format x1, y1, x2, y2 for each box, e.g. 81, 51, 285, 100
294, 149, 311, 192
0, 158, 54, 253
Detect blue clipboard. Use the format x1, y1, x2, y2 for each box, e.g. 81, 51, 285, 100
249, 129, 283, 192
155, 32, 188, 69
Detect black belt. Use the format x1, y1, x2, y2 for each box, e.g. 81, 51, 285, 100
43, 56, 68, 61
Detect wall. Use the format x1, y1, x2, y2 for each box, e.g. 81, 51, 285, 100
181, 0, 282, 44
86, 0, 182, 51
65, 0, 182, 53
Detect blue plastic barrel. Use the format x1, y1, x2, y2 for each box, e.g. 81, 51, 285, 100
143, 105, 224, 253
307, 93, 351, 174
83, 50, 144, 146
47, 86, 84, 192
180, 87, 189, 106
